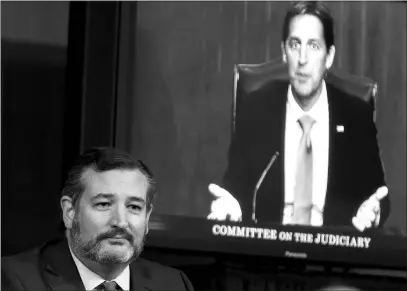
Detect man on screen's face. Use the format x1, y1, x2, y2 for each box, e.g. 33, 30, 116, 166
282, 14, 335, 110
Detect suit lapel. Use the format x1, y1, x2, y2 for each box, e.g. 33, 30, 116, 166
325, 84, 348, 216
40, 238, 85, 291
129, 259, 154, 291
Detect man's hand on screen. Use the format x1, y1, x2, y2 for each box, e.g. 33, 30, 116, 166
207, 183, 242, 222
352, 186, 388, 232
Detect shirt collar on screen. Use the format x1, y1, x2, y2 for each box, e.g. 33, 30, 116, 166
287, 80, 329, 124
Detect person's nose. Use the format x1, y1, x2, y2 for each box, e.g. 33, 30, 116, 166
298, 46, 308, 66
110, 204, 129, 229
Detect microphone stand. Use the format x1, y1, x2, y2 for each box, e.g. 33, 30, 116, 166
252, 151, 279, 224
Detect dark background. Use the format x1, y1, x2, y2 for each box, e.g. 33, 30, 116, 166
1, 1, 406, 290
2, 1, 70, 255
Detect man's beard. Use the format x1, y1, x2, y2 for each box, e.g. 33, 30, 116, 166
69, 218, 146, 265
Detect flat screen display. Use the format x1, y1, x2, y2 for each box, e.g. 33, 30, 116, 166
115, 1, 406, 269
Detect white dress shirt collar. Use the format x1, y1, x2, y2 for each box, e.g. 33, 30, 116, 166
287, 80, 329, 123
68, 245, 130, 290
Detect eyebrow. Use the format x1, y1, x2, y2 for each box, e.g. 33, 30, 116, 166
91, 193, 146, 205
288, 36, 323, 44
91, 193, 115, 200
127, 197, 146, 205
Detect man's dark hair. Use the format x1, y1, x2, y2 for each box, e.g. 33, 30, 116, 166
61, 147, 156, 212
282, 1, 334, 50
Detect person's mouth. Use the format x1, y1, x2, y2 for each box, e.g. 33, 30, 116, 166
106, 236, 129, 244
296, 72, 310, 81
98, 230, 134, 244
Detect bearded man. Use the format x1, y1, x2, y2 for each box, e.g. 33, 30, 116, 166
2, 147, 194, 291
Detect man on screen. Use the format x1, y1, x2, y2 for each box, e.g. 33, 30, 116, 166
207, 1, 390, 231
2, 147, 194, 291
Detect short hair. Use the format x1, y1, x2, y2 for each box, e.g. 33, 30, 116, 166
61, 147, 156, 212
282, 1, 334, 50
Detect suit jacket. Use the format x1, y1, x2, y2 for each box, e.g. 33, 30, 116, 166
223, 80, 390, 227
1, 238, 194, 291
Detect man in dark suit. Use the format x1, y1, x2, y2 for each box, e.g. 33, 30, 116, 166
2, 147, 194, 291
208, 1, 390, 230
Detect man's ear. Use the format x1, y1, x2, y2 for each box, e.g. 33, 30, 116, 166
145, 206, 153, 234
61, 196, 76, 229
325, 45, 336, 70
281, 42, 287, 63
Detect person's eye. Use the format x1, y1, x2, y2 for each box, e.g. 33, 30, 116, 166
95, 202, 111, 210
291, 42, 300, 49
129, 204, 142, 212
310, 43, 319, 50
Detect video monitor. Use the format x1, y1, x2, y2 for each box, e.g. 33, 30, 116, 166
114, 1, 406, 269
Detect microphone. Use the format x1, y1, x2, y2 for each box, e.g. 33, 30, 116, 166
252, 151, 280, 224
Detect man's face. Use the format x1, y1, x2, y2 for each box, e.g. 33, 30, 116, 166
68, 169, 151, 265
282, 14, 335, 100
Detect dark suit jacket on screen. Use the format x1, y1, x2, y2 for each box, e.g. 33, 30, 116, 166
1, 238, 194, 291
223, 80, 390, 227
